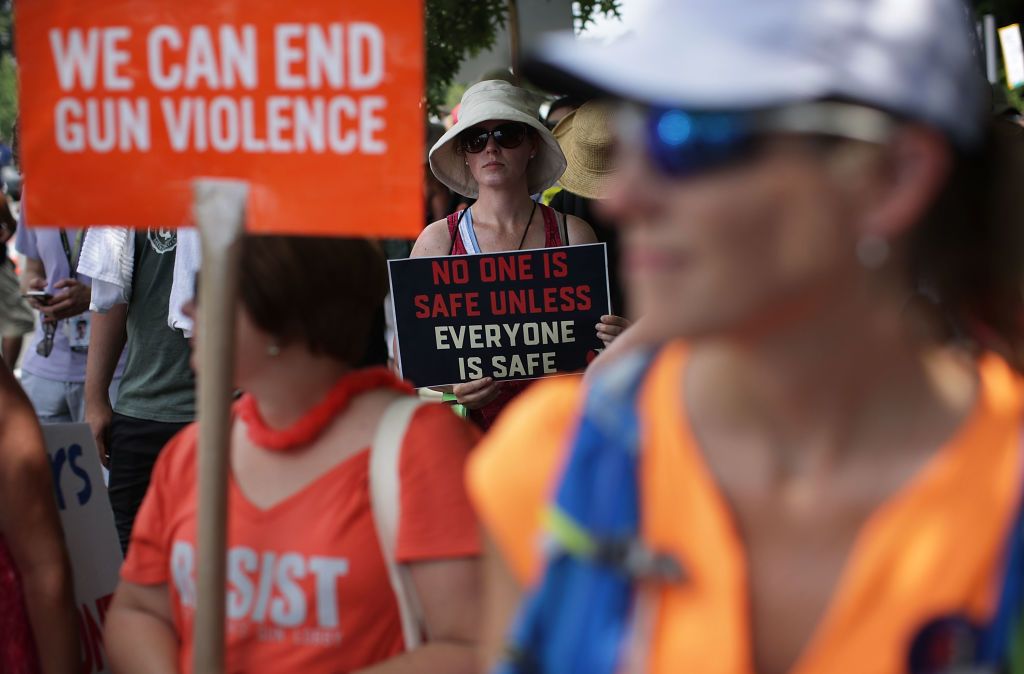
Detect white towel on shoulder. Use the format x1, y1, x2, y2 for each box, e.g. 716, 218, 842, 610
78, 227, 134, 311
169, 228, 200, 336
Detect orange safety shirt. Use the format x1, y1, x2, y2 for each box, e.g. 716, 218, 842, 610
468, 343, 1024, 674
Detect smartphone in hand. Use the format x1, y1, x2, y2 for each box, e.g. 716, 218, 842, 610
23, 290, 53, 304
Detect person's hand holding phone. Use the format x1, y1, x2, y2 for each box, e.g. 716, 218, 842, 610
23, 278, 53, 312
40, 278, 90, 321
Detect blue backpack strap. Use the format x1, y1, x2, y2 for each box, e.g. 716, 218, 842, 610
495, 348, 683, 674
978, 500, 1024, 671
977, 428, 1024, 671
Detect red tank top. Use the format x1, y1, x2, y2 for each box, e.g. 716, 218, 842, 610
446, 204, 565, 254
445, 204, 566, 430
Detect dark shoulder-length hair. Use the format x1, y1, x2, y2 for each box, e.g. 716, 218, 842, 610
906, 118, 1024, 370
239, 236, 387, 365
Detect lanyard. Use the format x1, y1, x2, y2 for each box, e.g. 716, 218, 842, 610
59, 228, 84, 279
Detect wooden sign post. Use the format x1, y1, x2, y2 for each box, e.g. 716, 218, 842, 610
191, 179, 247, 672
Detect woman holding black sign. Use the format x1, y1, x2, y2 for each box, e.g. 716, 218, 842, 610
412, 80, 629, 429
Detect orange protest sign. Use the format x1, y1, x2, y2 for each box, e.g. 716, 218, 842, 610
17, 0, 424, 237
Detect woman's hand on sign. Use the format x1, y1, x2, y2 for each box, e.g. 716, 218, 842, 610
596, 315, 631, 345
41, 278, 91, 321
453, 377, 503, 410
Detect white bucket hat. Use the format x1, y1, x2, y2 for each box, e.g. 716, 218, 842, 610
429, 80, 567, 198
525, 0, 987, 147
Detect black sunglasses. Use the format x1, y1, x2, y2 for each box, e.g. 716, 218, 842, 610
459, 122, 528, 154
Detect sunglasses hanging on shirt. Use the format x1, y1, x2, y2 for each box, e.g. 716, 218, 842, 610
36, 320, 57, 358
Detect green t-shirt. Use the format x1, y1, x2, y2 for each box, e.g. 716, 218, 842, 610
114, 229, 196, 423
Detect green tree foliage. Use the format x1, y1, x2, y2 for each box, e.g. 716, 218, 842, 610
574, 0, 623, 31
0, 0, 13, 141
425, 0, 621, 113
0, 53, 15, 140
0, 0, 12, 140
0, 0, 11, 54
426, 0, 508, 115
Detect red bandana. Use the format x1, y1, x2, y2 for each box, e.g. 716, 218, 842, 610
236, 367, 414, 452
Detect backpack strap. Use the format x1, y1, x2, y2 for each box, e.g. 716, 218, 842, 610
977, 426, 1024, 671
497, 347, 681, 674
370, 396, 431, 650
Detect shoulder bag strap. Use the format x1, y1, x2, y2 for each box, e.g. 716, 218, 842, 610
370, 396, 431, 651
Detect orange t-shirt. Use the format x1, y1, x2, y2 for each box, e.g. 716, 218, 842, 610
122, 402, 481, 674
468, 342, 1024, 674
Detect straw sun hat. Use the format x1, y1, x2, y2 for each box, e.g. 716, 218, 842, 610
551, 100, 616, 200
429, 80, 567, 198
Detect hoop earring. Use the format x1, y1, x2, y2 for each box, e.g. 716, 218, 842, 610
856, 235, 890, 270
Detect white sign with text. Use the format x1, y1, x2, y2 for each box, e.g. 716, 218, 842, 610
43, 423, 123, 674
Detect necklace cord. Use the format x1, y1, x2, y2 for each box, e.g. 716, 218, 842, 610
517, 201, 539, 250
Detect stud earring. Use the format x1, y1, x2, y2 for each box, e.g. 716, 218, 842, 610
856, 235, 889, 270
267, 342, 281, 357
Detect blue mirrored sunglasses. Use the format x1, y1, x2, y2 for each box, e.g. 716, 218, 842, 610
644, 108, 754, 177
632, 102, 900, 179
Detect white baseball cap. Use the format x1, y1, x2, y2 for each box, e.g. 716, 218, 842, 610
526, 0, 987, 147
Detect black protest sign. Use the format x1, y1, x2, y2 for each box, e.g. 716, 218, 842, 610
389, 244, 610, 388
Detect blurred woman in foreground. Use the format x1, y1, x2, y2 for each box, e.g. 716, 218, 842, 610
469, 1, 1024, 673
0, 363, 79, 673
106, 237, 481, 673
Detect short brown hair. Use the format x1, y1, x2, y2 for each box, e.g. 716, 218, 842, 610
239, 236, 387, 364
